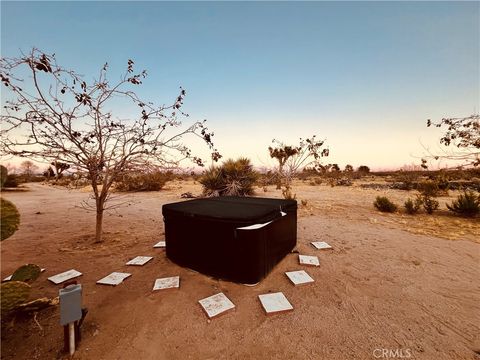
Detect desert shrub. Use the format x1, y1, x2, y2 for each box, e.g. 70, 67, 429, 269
357, 165, 370, 175
336, 177, 352, 186
373, 196, 398, 213
396, 171, 419, 191
415, 180, 442, 214
404, 197, 422, 214
52, 176, 74, 187
418, 180, 442, 197
1, 198, 20, 241
115, 171, 171, 192
282, 186, 296, 200
43, 166, 55, 180
256, 170, 280, 187
308, 177, 322, 186
20, 175, 44, 183
421, 195, 439, 214
446, 191, 480, 217
200, 158, 258, 197
3, 174, 18, 188
433, 172, 451, 191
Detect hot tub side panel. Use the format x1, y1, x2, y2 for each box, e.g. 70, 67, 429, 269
264, 210, 297, 275
163, 200, 297, 284
164, 215, 268, 284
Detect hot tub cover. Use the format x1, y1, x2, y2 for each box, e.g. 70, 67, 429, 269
163, 196, 297, 284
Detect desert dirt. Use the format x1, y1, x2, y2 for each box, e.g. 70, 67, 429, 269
1, 180, 479, 360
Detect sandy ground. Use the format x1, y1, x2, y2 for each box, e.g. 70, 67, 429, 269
1, 181, 479, 360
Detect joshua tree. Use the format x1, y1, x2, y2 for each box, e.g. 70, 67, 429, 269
268, 136, 329, 198
51, 160, 70, 179
1, 48, 220, 242
423, 114, 480, 168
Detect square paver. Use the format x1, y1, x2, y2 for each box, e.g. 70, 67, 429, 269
285, 270, 314, 286
198, 292, 235, 319
126, 256, 153, 266
311, 241, 332, 250
258, 292, 293, 315
97, 272, 131, 286
299, 255, 320, 267
153, 276, 180, 291
153, 241, 166, 248
48, 269, 82, 284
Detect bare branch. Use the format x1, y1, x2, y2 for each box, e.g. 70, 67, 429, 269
1, 48, 221, 241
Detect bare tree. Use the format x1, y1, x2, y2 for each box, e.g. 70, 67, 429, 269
20, 160, 38, 180
423, 114, 480, 168
268, 136, 329, 199
1, 48, 220, 242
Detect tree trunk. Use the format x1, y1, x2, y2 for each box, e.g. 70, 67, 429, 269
95, 206, 104, 243
93, 176, 111, 243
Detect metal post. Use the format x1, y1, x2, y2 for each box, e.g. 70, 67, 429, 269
68, 322, 75, 355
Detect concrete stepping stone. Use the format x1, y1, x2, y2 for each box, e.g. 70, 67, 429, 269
285, 270, 314, 286
311, 241, 332, 250
153, 241, 166, 248
299, 255, 320, 267
97, 272, 131, 286
258, 292, 293, 315
198, 292, 235, 319
126, 256, 153, 266
153, 276, 180, 291
48, 269, 82, 284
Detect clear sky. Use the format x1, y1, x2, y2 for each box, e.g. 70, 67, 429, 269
1, 1, 479, 170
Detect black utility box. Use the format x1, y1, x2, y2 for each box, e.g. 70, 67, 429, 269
162, 196, 297, 284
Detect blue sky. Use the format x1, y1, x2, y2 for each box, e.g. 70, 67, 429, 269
1, 1, 479, 170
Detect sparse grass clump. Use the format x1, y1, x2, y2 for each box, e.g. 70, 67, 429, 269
374, 196, 398, 213
1, 198, 20, 241
200, 158, 258, 197
447, 191, 480, 217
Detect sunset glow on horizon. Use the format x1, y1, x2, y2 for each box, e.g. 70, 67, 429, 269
1, 1, 478, 172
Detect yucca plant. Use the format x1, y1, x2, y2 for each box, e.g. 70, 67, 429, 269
199, 166, 223, 197
447, 191, 480, 217
200, 158, 258, 197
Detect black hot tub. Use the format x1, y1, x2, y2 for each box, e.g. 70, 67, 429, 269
162, 196, 297, 284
